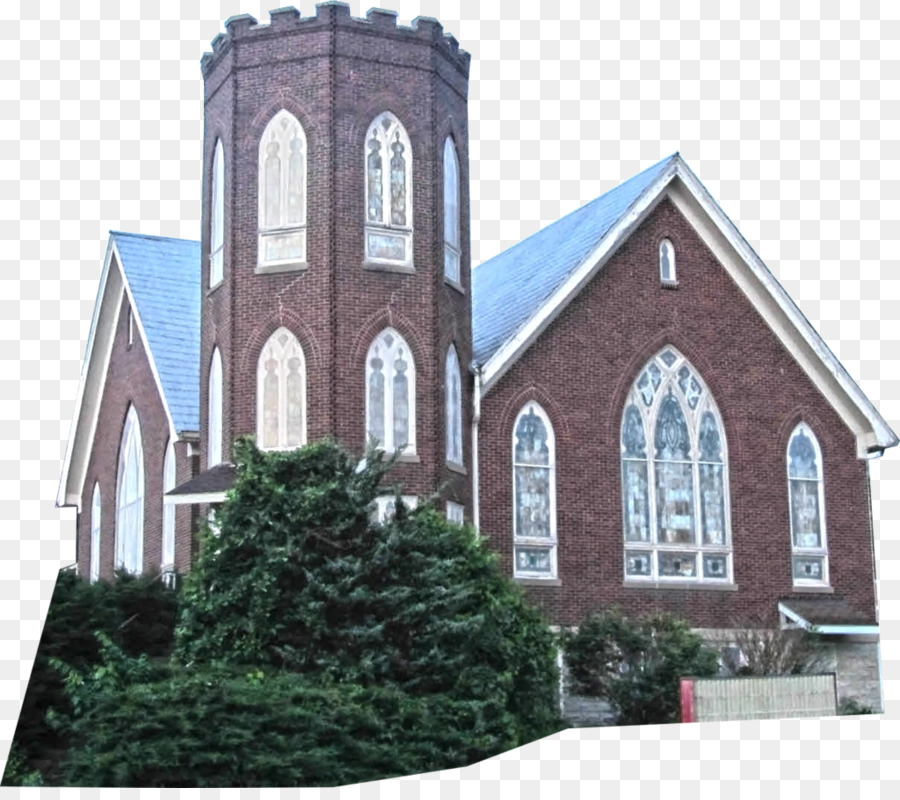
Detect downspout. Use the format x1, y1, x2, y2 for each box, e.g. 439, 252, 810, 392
471, 362, 482, 532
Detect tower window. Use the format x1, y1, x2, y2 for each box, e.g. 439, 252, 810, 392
443, 136, 461, 285
257, 328, 307, 450
445, 344, 463, 466
365, 328, 416, 454
208, 347, 223, 468
210, 138, 225, 287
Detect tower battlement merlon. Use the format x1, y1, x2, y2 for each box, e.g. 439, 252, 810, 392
201, 4, 469, 78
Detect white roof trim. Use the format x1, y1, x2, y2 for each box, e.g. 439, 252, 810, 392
479, 155, 897, 457
56, 236, 183, 510
777, 601, 879, 636
165, 491, 228, 506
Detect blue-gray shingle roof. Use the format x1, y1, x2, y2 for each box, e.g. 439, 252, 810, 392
112, 231, 201, 434
472, 154, 678, 364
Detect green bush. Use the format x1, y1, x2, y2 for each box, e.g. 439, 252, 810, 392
562, 608, 719, 726
838, 697, 876, 716
54, 643, 532, 787
3, 569, 179, 786
175, 439, 564, 747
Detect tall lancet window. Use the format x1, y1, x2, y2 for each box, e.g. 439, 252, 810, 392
445, 344, 463, 466
659, 238, 676, 284
513, 403, 557, 579
210, 138, 224, 287
208, 348, 223, 468
787, 423, 829, 585
90, 483, 101, 583
257, 328, 307, 450
162, 441, 176, 570
116, 405, 144, 575
366, 329, 415, 454
364, 112, 413, 267
621, 348, 731, 583
258, 110, 307, 268
443, 136, 461, 284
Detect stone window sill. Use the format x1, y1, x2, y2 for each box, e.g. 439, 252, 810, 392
446, 461, 467, 475
660, 279, 679, 290
789, 585, 834, 594
363, 260, 416, 275
623, 580, 739, 592
515, 578, 562, 587
255, 261, 308, 276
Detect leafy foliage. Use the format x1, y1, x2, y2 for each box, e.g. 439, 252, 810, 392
175, 438, 563, 746
837, 697, 876, 716
3, 569, 179, 786
562, 608, 719, 726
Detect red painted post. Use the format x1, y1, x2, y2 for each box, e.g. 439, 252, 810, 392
680, 678, 695, 722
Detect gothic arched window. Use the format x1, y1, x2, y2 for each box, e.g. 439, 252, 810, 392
90, 483, 101, 583
208, 347, 223, 468
513, 403, 557, 579
443, 136, 460, 284
787, 423, 829, 585
258, 110, 307, 268
621, 348, 730, 582
364, 112, 413, 267
162, 441, 175, 570
210, 138, 224, 287
659, 238, 676, 284
257, 328, 307, 450
445, 344, 463, 466
116, 405, 144, 575
365, 329, 415, 454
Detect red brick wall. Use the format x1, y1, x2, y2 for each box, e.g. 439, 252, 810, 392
199, 8, 473, 514
77, 285, 194, 580
478, 198, 877, 628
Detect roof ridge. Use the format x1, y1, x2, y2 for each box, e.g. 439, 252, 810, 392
111, 230, 200, 244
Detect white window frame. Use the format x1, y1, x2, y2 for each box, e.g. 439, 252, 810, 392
162, 440, 176, 571
257, 110, 308, 269
208, 347, 223, 468
446, 501, 465, 526
372, 495, 418, 525
659, 238, 676, 284
90, 483, 101, 583
256, 327, 307, 450
443, 136, 461, 285
210, 138, 225, 288
512, 402, 558, 580
787, 422, 829, 587
115, 405, 144, 575
365, 328, 416, 455
621, 348, 732, 584
363, 112, 413, 269
445, 344, 463, 466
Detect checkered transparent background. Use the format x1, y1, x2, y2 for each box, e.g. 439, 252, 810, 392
2, 0, 899, 794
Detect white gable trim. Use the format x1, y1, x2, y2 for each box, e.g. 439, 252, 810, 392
56, 238, 182, 510
479, 156, 897, 458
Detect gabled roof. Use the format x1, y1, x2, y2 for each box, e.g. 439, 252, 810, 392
56, 232, 200, 509
471, 153, 897, 458
112, 232, 201, 434
472, 154, 678, 365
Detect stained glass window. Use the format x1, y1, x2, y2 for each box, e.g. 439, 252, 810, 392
445, 345, 463, 465
513, 403, 557, 578
116, 405, 144, 575
366, 329, 416, 454
621, 348, 731, 582
210, 139, 224, 286
364, 112, 413, 266
257, 328, 306, 450
162, 441, 175, 569
787, 423, 828, 585
208, 348, 222, 468
258, 110, 307, 267
90, 483, 101, 583
443, 137, 461, 284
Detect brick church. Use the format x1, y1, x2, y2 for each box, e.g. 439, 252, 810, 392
56, 5, 895, 710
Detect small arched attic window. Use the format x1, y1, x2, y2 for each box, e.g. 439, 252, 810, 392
659, 238, 676, 284
364, 112, 413, 269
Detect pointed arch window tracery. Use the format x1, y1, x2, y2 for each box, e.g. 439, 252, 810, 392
443, 136, 460, 284
258, 110, 307, 267
210, 138, 224, 287
621, 348, 731, 583
257, 328, 307, 450
90, 483, 101, 583
116, 405, 144, 575
364, 112, 413, 267
787, 423, 829, 585
366, 329, 416, 454
445, 344, 463, 466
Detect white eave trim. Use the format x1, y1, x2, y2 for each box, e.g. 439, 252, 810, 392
478, 155, 897, 457
480, 160, 679, 394
778, 602, 879, 636
165, 491, 228, 506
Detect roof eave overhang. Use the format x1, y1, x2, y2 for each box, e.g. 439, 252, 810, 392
777, 602, 879, 636
165, 491, 228, 506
